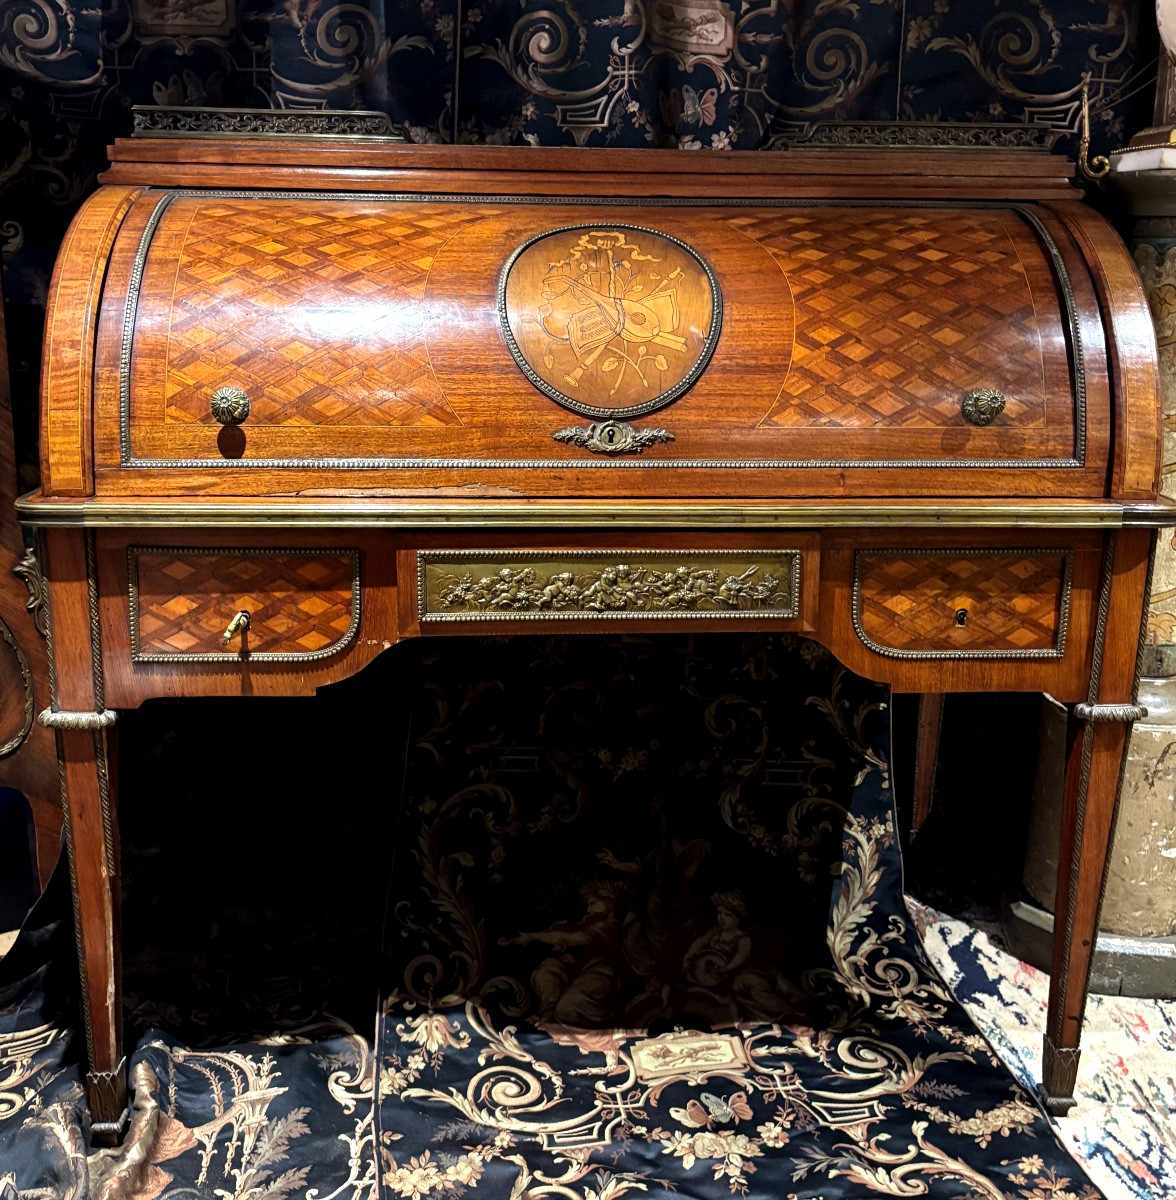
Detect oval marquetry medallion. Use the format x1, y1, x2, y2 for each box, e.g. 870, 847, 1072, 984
498, 224, 722, 419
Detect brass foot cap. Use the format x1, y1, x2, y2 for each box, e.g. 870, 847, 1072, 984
1036, 1084, 1077, 1117
90, 1106, 130, 1147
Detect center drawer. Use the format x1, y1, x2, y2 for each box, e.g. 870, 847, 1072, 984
128, 547, 360, 662
415, 547, 810, 625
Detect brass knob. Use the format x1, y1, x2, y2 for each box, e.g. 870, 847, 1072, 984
961, 388, 1005, 427
222, 610, 251, 647
210, 386, 250, 426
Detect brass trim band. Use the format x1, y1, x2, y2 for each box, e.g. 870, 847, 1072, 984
19, 496, 1167, 529
39, 708, 118, 731
1073, 702, 1148, 722
1014, 205, 1087, 465
121, 454, 1087, 471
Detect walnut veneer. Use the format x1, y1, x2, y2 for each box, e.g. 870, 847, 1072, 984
16, 132, 1170, 1141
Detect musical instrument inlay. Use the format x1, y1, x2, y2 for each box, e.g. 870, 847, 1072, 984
499, 224, 721, 418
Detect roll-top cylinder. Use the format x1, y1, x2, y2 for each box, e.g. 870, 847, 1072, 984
38, 141, 1161, 502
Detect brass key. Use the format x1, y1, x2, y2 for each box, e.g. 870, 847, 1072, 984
222, 610, 251, 647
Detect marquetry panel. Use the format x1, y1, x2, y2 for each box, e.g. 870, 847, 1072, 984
744, 208, 1053, 430
129, 548, 359, 662
419, 550, 800, 622
144, 198, 497, 428
500, 224, 721, 419
853, 549, 1071, 657
109, 189, 1087, 495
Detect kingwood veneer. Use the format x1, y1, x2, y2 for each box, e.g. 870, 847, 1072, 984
16, 121, 1170, 1141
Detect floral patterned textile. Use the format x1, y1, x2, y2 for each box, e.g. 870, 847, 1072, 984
0, 866, 87, 1199
374, 635, 1104, 1200
0, 635, 1119, 1198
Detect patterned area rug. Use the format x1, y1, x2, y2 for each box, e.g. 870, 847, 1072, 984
0, 636, 1115, 1199
914, 902, 1176, 1200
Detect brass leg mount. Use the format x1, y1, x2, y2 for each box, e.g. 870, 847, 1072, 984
1038, 1038, 1080, 1116
87, 1058, 130, 1145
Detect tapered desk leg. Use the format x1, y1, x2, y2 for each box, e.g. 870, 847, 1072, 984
911, 692, 944, 837
1040, 529, 1153, 1115
41, 529, 127, 1143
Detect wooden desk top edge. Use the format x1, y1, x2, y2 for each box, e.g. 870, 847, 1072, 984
98, 140, 1083, 202
16, 493, 1173, 529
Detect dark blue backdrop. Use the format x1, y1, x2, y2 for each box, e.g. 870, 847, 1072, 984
0, 0, 1160, 480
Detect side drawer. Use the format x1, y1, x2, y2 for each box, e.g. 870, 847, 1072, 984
129, 547, 360, 662
852, 548, 1072, 658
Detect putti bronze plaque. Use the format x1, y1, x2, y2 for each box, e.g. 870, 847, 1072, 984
498, 224, 722, 419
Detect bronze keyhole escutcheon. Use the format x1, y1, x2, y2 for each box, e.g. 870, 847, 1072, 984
955, 608, 968, 627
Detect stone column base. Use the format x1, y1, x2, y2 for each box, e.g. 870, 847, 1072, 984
1001, 894, 1176, 999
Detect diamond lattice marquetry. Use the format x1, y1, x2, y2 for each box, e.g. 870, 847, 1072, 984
856, 552, 1067, 653
155, 200, 500, 428
133, 551, 356, 658
734, 209, 1051, 429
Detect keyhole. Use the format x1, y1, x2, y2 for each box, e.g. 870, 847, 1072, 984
955, 608, 968, 627
605, 426, 618, 444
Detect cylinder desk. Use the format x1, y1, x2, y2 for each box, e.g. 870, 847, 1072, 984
16, 116, 1169, 1141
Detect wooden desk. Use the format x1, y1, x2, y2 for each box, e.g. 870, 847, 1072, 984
17, 126, 1169, 1141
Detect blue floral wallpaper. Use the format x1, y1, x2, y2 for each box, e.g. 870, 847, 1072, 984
0, 0, 1161, 480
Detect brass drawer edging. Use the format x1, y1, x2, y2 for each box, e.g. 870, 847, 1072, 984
418, 549, 802, 623
851, 547, 1074, 660
127, 546, 361, 664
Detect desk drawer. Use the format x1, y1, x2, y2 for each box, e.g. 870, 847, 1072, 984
417, 549, 803, 624
129, 547, 360, 662
853, 548, 1071, 658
